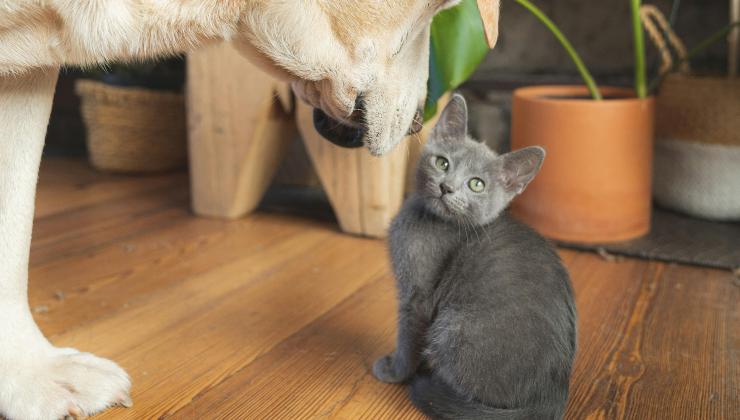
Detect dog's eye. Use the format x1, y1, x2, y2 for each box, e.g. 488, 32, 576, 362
392, 32, 409, 57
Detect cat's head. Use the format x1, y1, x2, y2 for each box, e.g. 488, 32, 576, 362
417, 94, 545, 225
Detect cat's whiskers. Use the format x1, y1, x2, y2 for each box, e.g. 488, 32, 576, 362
458, 219, 467, 243
463, 214, 476, 242
467, 216, 481, 244
479, 216, 493, 243
466, 214, 490, 244
460, 217, 471, 244
460, 216, 476, 244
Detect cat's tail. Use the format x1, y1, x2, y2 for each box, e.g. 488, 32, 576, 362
409, 374, 559, 420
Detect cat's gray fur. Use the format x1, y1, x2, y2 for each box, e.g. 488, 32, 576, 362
373, 94, 577, 420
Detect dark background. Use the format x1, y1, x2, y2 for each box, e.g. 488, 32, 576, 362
46, 0, 732, 156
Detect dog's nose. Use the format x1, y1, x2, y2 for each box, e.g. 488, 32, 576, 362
313, 94, 367, 148
407, 109, 424, 135
440, 183, 454, 195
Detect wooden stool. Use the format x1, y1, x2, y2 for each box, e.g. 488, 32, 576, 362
187, 42, 442, 237
295, 101, 409, 237
187, 42, 295, 219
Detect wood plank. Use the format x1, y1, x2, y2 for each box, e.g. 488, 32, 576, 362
625, 265, 738, 419
31, 183, 188, 267
565, 254, 739, 420
177, 249, 713, 419
30, 213, 325, 338
565, 252, 657, 419
199, 245, 568, 420
163, 250, 643, 419
167, 274, 419, 420
25, 158, 738, 420
46, 229, 389, 418
35, 158, 185, 218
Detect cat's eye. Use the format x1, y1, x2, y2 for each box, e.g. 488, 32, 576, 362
435, 156, 450, 172
468, 178, 485, 193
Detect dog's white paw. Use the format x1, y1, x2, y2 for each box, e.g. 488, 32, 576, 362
0, 347, 131, 420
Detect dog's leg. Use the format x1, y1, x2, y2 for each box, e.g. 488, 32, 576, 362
0, 68, 131, 420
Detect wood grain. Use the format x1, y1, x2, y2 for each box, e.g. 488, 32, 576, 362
187, 41, 296, 219
28, 158, 738, 420
296, 101, 409, 238
34, 158, 186, 218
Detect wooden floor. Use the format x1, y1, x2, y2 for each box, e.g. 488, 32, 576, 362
29, 158, 738, 420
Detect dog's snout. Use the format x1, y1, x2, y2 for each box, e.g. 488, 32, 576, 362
440, 183, 454, 195
407, 108, 424, 135
349, 95, 366, 122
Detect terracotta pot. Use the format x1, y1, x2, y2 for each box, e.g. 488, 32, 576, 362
510, 86, 655, 243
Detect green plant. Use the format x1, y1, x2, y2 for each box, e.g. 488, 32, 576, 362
631, 0, 648, 98
512, 0, 603, 100
514, 0, 658, 99
426, 0, 660, 103
426, 0, 605, 106
426, 0, 490, 119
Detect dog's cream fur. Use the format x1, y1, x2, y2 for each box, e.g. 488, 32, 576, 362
0, 1, 498, 418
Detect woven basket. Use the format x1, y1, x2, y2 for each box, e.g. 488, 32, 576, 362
655, 75, 740, 148
76, 80, 187, 173
642, 6, 740, 220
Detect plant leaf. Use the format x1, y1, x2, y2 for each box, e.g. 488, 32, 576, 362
425, 0, 490, 120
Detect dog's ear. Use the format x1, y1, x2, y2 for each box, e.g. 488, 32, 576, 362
439, 0, 463, 10
477, 0, 501, 48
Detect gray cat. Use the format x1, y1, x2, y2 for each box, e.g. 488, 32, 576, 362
372, 94, 577, 420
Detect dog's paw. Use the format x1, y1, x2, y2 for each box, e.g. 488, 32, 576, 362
372, 354, 408, 384
0, 347, 131, 420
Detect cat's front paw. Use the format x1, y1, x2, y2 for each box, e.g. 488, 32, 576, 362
372, 354, 409, 384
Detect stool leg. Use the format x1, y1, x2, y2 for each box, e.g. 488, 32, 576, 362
187, 41, 295, 219
296, 101, 408, 238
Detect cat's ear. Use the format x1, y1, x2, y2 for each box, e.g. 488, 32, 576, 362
431, 93, 468, 143
498, 146, 546, 195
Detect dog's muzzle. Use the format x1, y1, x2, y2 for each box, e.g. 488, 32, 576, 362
313, 102, 424, 149
408, 109, 424, 135
313, 108, 366, 148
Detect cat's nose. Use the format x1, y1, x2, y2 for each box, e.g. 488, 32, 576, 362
440, 183, 454, 195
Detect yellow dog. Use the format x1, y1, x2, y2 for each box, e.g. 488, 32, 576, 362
0, 1, 499, 418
